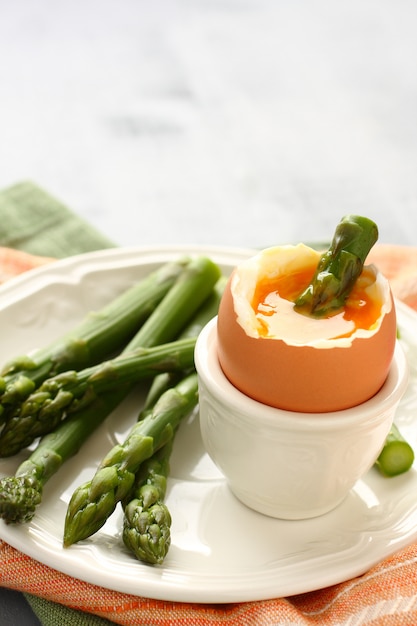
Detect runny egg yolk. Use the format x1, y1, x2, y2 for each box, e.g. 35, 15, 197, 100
252, 263, 382, 343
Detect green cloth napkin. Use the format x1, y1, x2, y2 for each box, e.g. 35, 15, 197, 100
0, 181, 115, 257
0, 181, 119, 626
25, 595, 116, 626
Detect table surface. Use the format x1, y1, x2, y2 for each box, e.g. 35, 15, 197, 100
0, 1, 416, 624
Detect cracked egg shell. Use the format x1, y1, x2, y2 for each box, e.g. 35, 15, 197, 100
217, 244, 397, 413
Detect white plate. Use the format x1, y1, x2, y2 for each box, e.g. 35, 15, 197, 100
0, 245, 417, 604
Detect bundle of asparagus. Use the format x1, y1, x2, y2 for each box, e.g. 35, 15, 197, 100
0, 255, 222, 564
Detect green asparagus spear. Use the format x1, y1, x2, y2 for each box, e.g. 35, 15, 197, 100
179, 275, 227, 340
128, 256, 222, 348
122, 439, 174, 564
0, 387, 129, 524
0, 256, 221, 457
63, 372, 198, 547
375, 424, 415, 477
0, 258, 189, 416
0, 338, 196, 457
131, 275, 226, 418
294, 215, 379, 317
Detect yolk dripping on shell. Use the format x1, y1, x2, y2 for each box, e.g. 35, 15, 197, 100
252, 264, 382, 339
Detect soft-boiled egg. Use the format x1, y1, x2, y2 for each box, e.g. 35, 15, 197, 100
217, 243, 397, 413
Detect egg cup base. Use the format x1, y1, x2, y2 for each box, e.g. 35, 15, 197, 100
228, 485, 349, 520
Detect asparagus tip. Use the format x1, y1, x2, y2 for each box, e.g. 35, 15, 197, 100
123, 500, 172, 565
0, 475, 42, 524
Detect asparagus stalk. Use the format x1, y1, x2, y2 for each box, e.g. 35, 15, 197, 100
127, 256, 222, 348
0, 258, 189, 417
122, 439, 174, 565
375, 424, 415, 477
294, 215, 379, 317
63, 372, 199, 547
0, 338, 196, 458
125, 273, 226, 415
0, 256, 221, 457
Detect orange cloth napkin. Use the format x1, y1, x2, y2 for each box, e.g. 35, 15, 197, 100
1, 243, 417, 625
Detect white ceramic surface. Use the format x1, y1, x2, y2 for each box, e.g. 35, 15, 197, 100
0, 247, 416, 603
196, 318, 408, 520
